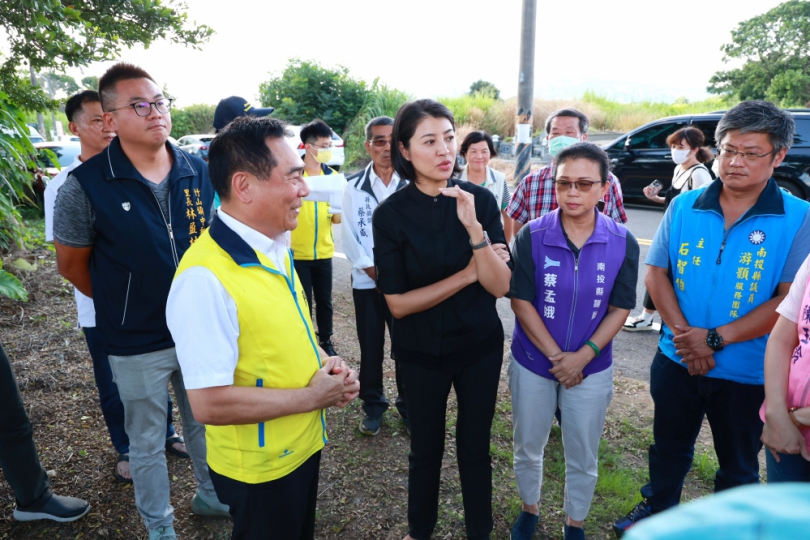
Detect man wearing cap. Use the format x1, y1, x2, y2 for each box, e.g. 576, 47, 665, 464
53, 62, 226, 540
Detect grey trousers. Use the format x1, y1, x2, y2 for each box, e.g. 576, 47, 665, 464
108, 347, 218, 530
508, 355, 613, 521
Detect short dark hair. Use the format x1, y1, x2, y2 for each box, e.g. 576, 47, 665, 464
365, 116, 394, 140
299, 119, 332, 144
460, 131, 497, 158
98, 62, 157, 112
392, 99, 461, 181
65, 90, 100, 123
666, 127, 714, 163
207, 116, 291, 202
552, 142, 610, 184
715, 100, 795, 157
545, 108, 590, 136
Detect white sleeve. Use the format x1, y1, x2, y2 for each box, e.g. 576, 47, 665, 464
691, 168, 713, 189
44, 171, 69, 242
340, 184, 375, 270
167, 267, 240, 390
777, 253, 810, 323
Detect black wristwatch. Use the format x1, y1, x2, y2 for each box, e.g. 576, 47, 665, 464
705, 328, 724, 352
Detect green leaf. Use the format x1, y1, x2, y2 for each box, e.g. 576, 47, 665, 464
0, 270, 28, 301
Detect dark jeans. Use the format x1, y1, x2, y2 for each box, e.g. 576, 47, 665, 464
766, 450, 810, 483
641, 350, 764, 512
353, 287, 407, 420
295, 258, 333, 339
399, 347, 502, 540
0, 340, 51, 508
83, 327, 177, 455
210, 451, 321, 540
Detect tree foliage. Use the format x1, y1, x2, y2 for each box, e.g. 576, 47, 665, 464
258, 59, 369, 133
343, 82, 411, 169
708, 0, 810, 106
171, 103, 215, 137
469, 80, 500, 100
81, 75, 99, 91
0, 94, 37, 252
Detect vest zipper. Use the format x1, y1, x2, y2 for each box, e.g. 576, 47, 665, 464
256, 379, 265, 447
121, 272, 132, 325
313, 202, 319, 260
150, 188, 180, 268
716, 241, 726, 264
564, 253, 579, 351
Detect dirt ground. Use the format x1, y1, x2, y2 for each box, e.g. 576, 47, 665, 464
0, 244, 729, 540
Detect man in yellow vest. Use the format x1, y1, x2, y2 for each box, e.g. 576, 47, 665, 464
292, 119, 342, 357
166, 116, 359, 539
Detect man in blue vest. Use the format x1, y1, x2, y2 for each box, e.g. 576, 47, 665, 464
53, 62, 227, 540
613, 101, 810, 537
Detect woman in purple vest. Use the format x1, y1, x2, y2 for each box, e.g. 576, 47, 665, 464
508, 143, 639, 540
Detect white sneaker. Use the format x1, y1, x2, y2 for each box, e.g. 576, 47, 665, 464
623, 315, 655, 331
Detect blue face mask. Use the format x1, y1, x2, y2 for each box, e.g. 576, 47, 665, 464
548, 135, 581, 157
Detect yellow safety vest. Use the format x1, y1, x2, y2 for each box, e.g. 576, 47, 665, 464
291, 165, 336, 260
175, 220, 326, 483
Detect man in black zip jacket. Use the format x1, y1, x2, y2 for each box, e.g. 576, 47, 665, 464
53, 63, 226, 540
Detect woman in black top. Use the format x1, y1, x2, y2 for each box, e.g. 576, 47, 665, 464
373, 99, 512, 540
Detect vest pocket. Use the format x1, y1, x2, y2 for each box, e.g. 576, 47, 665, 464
256, 378, 265, 447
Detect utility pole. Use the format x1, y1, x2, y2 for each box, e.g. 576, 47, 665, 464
514, 0, 537, 187
29, 65, 46, 139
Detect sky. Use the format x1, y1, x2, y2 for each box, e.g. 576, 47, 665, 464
55, 0, 785, 108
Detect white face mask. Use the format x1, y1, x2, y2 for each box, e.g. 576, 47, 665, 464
671, 148, 692, 165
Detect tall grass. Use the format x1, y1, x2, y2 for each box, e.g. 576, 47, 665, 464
342, 84, 411, 170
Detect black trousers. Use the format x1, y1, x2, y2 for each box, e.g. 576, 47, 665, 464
0, 341, 51, 509
643, 290, 656, 311
210, 450, 321, 540
295, 258, 333, 339
353, 287, 407, 419
399, 347, 502, 540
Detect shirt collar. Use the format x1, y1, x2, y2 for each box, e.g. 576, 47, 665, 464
101, 137, 197, 183
405, 176, 459, 202
693, 177, 785, 217
368, 162, 401, 190
542, 208, 609, 249
215, 209, 287, 262
460, 165, 494, 187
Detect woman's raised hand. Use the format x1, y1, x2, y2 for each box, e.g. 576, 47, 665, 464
439, 186, 479, 230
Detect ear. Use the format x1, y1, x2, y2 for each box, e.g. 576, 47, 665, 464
365, 140, 372, 154
103, 112, 116, 132
601, 181, 610, 198
230, 172, 253, 204
68, 122, 79, 136
581, 133, 588, 141
398, 141, 410, 161
772, 147, 788, 168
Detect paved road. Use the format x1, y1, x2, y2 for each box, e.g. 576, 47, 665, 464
330, 203, 665, 382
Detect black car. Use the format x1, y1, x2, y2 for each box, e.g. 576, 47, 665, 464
605, 109, 810, 202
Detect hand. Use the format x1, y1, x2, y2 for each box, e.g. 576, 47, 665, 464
363, 267, 377, 281
762, 411, 810, 462
673, 325, 715, 362
333, 360, 360, 408
681, 355, 716, 376
491, 243, 510, 263
308, 357, 350, 409
548, 350, 589, 388
438, 186, 478, 230
643, 185, 661, 201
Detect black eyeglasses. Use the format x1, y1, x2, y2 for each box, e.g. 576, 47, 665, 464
108, 98, 173, 117
553, 180, 600, 192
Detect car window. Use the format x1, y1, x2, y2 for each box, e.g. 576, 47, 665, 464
200, 136, 215, 143
626, 121, 687, 150
37, 145, 81, 168
794, 118, 810, 146
177, 137, 187, 145
690, 120, 718, 148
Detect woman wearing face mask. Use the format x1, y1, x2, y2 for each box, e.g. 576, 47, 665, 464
373, 99, 512, 540
623, 127, 713, 331
460, 131, 514, 243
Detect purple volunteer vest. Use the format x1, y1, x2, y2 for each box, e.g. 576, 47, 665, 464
511, 209, 627, 380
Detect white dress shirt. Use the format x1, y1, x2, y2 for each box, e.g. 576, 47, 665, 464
166, 209, 290, 390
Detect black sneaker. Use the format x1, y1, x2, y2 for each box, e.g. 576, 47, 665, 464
320, 339, 338, 357
359, 415, 382, 436
612, 501, 653, 538
563, 522, 585, 540
14, 493, 90, 523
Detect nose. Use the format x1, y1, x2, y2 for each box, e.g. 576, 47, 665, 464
729, 152, 746, 166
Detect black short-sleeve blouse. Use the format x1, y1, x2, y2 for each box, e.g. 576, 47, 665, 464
372, 178, 507, 364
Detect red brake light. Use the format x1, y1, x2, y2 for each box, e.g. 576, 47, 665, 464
297, 143, 305, 150
200, 145, 209, 151
335, 141, 344, 148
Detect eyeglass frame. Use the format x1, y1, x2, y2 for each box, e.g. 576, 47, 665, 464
107, 98, 174, 117
553, 179, 603, 192
716, 146, 775, 163
367, 138, 392, 148
307, 141, 334, 150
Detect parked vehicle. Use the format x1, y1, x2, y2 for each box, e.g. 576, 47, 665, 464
604, 109, 810, 202
284, 125, 345, 171
27, 125, 45, 144
33, 141, 81, 178
177, 134, 215, 161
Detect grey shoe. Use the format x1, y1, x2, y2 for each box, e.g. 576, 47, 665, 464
191, 489, 230, 518
13, 493, 90, 523
359, 415, 382, 436
148, 525, 177, 540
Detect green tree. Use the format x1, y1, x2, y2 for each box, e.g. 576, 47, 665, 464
40, 72, 80, 99
469, 80, 500, 100
81, 75, 99, 91
708, 0, 810, 106
171, 103, 216, 137
258, 59, 369, 133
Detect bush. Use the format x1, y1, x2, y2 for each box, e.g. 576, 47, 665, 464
170, 103, 215, 137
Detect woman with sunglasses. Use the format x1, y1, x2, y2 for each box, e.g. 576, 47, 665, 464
508, 143, 639, 540
373, 99, 511, 540
459, 131, 514, 243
